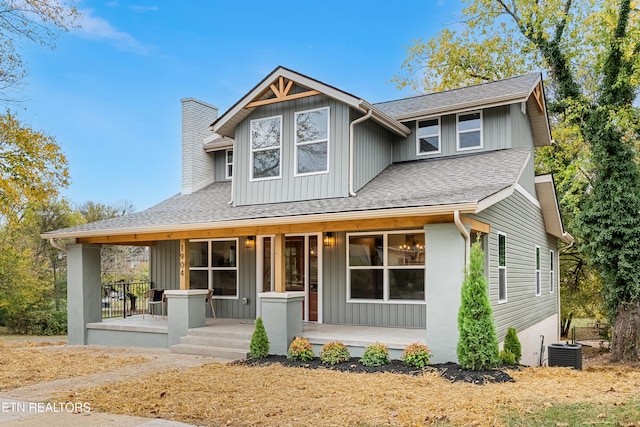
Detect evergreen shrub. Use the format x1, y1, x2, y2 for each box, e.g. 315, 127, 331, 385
503, 327, 522, 364
249, 317, 269, 358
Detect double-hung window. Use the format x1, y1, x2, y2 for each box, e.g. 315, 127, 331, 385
550, 250, 555, 293
457, 111, 482, 150
498, 233, 507, 302
295, 107, 329, 175
189, 239, 239, 298
225, 149, 233, 179
417, 118, 440, 154
250, 115, 282, 180
348, 231, 425, 302
535, 246, 541, 296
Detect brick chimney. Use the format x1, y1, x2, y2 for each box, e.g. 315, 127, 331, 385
181, 98, 218, 195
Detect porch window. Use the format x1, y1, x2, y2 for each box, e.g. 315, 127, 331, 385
250, 115, 281, 180
295, 107, 329, 175
225, 149, 233, 179
417, 118, 440, 154
347, 231, 425, 302
550, 250, 555, 293
535, 245, 541, 296
457, 111, 482, 150
189, 239, 238, 298
498, 233, 507, 302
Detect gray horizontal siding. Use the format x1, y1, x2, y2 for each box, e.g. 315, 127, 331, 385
471, 190, 559, 339
393, 105, 512, 162
234, 95, 349, 205
322, 232, 426, 328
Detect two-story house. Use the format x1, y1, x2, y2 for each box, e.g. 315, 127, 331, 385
44, 66, 572, 365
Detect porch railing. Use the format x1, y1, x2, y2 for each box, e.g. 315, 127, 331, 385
101, 281, 152, 319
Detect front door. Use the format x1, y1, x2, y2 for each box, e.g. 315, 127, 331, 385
257, 234, 320, 322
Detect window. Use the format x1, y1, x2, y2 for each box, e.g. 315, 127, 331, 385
457, 111, 482, 150
498, 233, 507, 302
225, 149, 233, 179
535, 246, 541, 296
295, 107, 329, 175
550, 250, 555, 293
250, 115, 281, 180
348, 231, 425, 302
417, 118, 440, 154
189, 239, 238, 298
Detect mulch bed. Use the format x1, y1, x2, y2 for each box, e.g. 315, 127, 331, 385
236, 355, 515, 384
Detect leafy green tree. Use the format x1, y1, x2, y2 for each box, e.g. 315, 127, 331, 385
457, 238, 500, 370
396, 0, 640, 362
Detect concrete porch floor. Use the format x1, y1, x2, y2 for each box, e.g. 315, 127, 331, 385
91, 316, 426, 349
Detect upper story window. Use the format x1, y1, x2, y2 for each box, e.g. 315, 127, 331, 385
416, 118, 440, 155
225, 149, 233, 179
295, 107, 329, 175
457, 111, 482, 150
250, 115, 282, 180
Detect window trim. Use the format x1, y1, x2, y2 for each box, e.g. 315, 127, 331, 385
189, 238, 239, 300
346, 230, 426, 304
456, 110, 483, 151
498, 232, 507, 303
250, 115, 282, 181
416, 116, 441, 156
294, 106, 330, 177
535, 245, 542, 296
549, 249, 555, 293
225, 149, 233, 180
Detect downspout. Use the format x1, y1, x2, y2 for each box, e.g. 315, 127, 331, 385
453, 210, 470, 267
349, 109, 373, 197
49, 238, 67, 253
228, 140, 235, 205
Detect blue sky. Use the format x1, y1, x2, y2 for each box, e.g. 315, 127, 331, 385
18, 1, 464, 211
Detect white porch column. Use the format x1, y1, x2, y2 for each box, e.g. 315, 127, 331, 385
259, 291, 305, 355
165, 290, 208, 346
67, 244, 102, 345
425, 223, 467, 363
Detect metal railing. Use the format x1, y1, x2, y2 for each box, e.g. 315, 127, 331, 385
101, 282, 152, 319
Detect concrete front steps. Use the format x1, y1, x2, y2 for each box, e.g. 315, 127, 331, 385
171, 327, 251, 360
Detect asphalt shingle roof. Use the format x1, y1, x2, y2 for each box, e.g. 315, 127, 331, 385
44, 148, 531, 238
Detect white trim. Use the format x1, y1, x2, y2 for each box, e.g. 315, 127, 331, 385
250, 115, 282, 181
535, 245, 542, 296
416, 117, 441, 156
456, 110, 483, 151
189, 237, 240, 300
515, 183, 541, 208
497, 231, 507, 303
225, 149, 233, 180
346, 229, 426, 304
549, 249, 555, 294
294, 106, 330, 177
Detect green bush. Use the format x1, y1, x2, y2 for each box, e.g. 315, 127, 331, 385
503, 327, 522, 364
6, 309, 67, 335
457, 237, 500, 370
287, 336, 314, 361
360, 342, 390, 367
500, 348, 517, 366
320, 341, 351, 365
249, 317, 270, 358
401, 342, 431, 368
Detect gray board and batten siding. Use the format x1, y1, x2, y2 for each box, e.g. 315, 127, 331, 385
233, 94, 350, 206
214, 150, 230, 183
150, 239, 257, 320
470, 189, 558, 339
351, 111, 396, 193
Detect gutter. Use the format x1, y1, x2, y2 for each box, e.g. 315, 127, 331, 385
49, 238, 68, 253
454, 210, 470, 267
349, 109, 373, 196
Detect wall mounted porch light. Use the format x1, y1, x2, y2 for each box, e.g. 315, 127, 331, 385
244, 236, 255, 249
323, 232, 334, 247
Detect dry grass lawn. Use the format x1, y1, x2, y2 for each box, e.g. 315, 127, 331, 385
59, 359, 640, 427
0, 340, 148, 391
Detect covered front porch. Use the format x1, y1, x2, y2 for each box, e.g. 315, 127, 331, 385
86, 316, 426, 359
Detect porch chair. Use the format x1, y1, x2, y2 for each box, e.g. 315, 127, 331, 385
143, 289, 166, 319
205, 288, 216, 319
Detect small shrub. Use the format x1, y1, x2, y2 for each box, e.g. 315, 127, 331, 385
6, 309, 67, 335
249, 317, 269, 359
287, 336, 314, 361
360, 342, 390, 367
500, 348, 517, 366
503, 327, 522, 364
320, 341, 351, 365
401, 342, 431, 368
